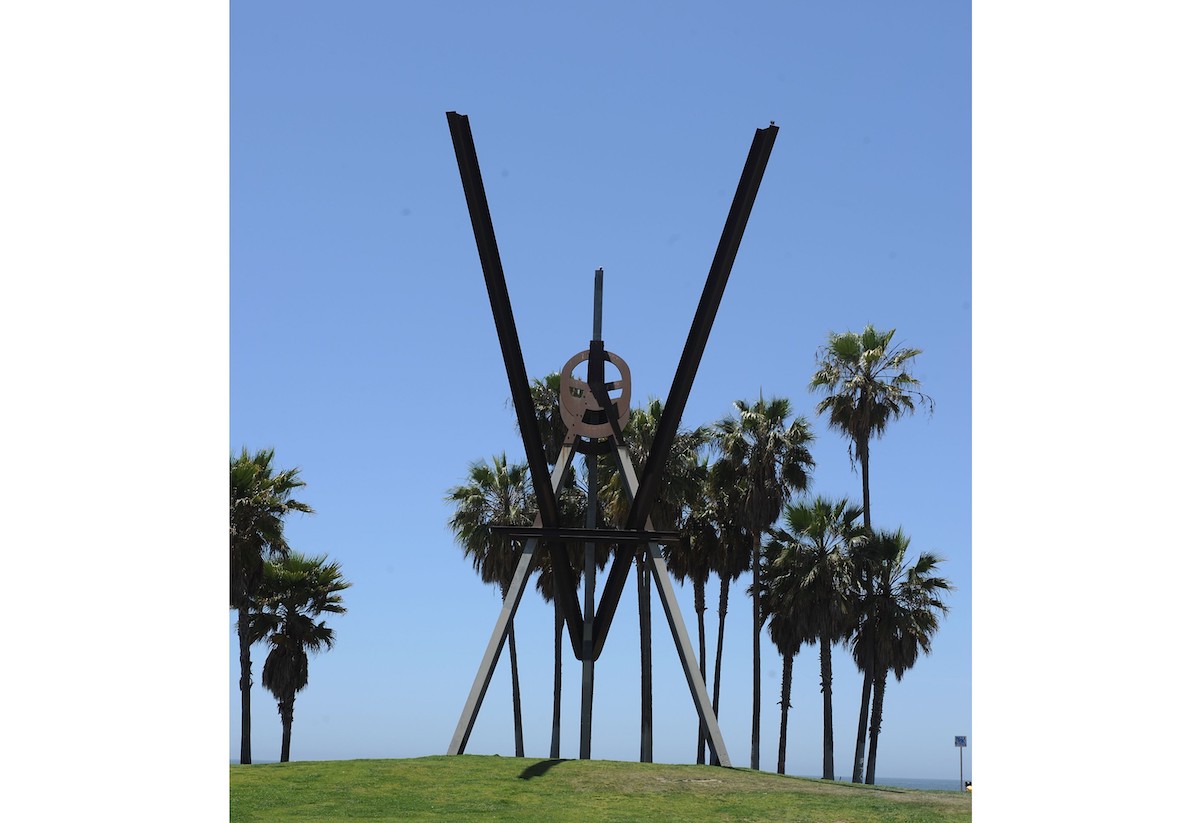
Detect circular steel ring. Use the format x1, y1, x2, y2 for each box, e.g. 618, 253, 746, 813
559, 349, 631, 439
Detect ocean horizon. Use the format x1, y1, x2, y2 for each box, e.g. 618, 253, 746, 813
817, 776, 966, 793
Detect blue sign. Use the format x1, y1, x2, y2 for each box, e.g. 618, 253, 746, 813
955, 736, 967, 747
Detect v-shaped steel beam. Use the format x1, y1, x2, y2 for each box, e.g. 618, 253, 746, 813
590, 121, 778, 659
446, 114, 776, 765
446, 111, 777, 663
447, 112, 585, 656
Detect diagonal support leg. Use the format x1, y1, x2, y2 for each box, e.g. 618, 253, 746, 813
448, 443, 576, 755
598, 444, 732, 766
646, 541, 731, 767
447, 536, 539, 755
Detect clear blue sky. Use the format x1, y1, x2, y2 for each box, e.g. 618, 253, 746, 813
230, 1, 970, 780
9, 3, 1198, 820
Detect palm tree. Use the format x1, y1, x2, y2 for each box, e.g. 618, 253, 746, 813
447, 453, 536, 757
530, 472, 591, 759
525, 371, 570, 757
851, 527, 951, 784
757, 538, 809, 775
230, 447, 312, 765
675, 461, 723, 764
765, 497, 866, 779
810, 325, 930, 532
599, 398, 710, 763
714, 396, 815, 770
527, 372, 570, 468
810, 324, 930, 782
702, 460, 753, 765
250, 552, 349, 762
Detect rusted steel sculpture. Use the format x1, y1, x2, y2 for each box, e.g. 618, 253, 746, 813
445, 112, 778, 767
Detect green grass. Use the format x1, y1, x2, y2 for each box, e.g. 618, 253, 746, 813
230, 755, 970, 822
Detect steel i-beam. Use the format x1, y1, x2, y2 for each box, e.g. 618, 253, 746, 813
446, 111, 585, 654
591, 123, 779, 657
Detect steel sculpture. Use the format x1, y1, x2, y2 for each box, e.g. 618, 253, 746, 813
445, 112, 778, 768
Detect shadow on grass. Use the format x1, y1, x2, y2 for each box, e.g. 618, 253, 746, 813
518, 759, 567, 780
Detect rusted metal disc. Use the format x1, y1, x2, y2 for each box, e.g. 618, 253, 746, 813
559, 349, 631, 439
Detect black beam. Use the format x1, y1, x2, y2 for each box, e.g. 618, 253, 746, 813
446, 112, 585, 655
591, 122, 779, 658
588, 341, 626, 448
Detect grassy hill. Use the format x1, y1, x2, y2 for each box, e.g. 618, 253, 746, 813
230, 755, 971, 822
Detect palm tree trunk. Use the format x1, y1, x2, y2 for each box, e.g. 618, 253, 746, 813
551, 599, 563, 759
638, 553, 653, 762
777, 651, 793, 775
694, 575, 708, 764
279, 693, 295, 763
750, 532, 762, 770
508, 622, 525, 758
857, 437, 874, 784
853, 439, 873, 784
852, 659, 872, 783
820, 634, 835, 780
709, 575, 730, 766
238, 607, 253, 765
859, 438, 871, 531
866, 673, 886, 785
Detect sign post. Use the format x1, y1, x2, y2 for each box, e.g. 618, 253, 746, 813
955, 736, 967, 791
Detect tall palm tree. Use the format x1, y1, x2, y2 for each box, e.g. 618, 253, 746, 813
704, 458, 753, 766
230, 447, 312, 765
757, 538, 809, 775
765, 497, 866, 779
714, 396, 815, 770
810, 324, 930, 782
598, 399, 711, 762
675, 461, 723, 764
525, 371, 570, 756
851, 527, 951, 784
447, 453, 536, 757
530, 473, 591, 759
250, 552, 349, 762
